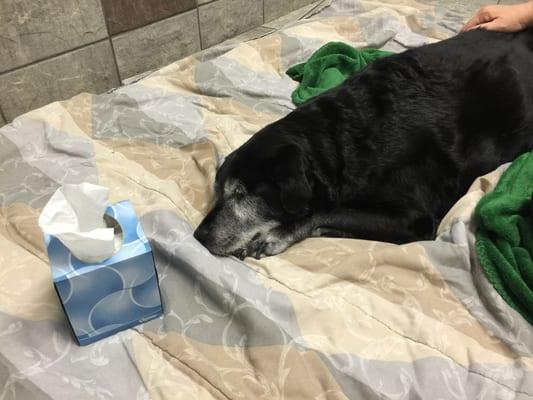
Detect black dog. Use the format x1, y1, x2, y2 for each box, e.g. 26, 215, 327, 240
194, 29, 533, 259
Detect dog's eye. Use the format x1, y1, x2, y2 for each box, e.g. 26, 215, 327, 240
233, 186, 245, 197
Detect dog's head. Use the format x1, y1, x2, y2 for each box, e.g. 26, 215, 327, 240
194, 134, 312, 258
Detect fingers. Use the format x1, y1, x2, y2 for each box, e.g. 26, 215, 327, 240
473, 20, 502, 32
473, 19, 516, 32
461, 8, 494, 32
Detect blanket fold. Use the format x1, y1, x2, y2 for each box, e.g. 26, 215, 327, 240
286, 41, 393, 105
475, 151, 533, 324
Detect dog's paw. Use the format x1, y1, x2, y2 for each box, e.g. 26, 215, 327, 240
246, 229, 293, 259
261, 235, 291, 258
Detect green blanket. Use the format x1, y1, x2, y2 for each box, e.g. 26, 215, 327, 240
286, 42, 393, 106
475, 151, 533, 324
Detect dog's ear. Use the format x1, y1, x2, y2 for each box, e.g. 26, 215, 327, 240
267, 144, 312, 216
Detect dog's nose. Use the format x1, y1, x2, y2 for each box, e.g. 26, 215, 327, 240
193, 224, 209, 244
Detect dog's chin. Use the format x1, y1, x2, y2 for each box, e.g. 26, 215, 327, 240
201, 241, 251, 260
202, 244, 235, 258
229, 248, 248, 260
204, 246, 251, 260
229, 242, 265, 260
207, 238, 269, 261
201, 223, 284, 260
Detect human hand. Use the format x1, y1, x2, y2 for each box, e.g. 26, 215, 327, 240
461, 2, 533, 33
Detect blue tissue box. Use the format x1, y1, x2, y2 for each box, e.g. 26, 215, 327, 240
44, 200, 163, 346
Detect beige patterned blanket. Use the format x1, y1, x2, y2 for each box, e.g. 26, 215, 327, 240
1, 1, 532, 399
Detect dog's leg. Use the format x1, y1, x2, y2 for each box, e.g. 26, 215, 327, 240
310, 208, 435, 244
253, 208, 433, 258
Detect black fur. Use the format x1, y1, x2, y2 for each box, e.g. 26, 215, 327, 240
195, 29, 533, 258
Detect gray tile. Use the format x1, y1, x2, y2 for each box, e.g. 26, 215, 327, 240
0, 41, 119, 122
0, 0, 108, 73
220, 26, 275, 46
101, 0, 196, 34
199, 0, 264, 48
263, 0, 326, 29
112, 10, 200, 81
264, 0, 318, 22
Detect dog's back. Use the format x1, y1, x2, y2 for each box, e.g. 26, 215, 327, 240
412, 29, 533, 161
294, 29, 533, 224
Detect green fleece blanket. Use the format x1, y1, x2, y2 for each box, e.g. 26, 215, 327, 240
286, 42, 393, 106
475, 151, 533, 324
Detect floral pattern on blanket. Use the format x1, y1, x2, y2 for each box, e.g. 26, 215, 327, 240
1, 1, 532, 399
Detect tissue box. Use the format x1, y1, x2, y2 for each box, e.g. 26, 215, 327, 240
44, 200, 163, 346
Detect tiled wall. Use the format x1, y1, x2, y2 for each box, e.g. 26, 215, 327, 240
0, 0, 318, 124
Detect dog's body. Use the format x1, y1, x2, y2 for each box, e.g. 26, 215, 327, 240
194, 29, 533, 259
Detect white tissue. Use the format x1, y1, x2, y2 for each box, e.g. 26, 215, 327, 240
39, 183, 116, 263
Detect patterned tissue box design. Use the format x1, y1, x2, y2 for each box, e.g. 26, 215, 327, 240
44, 200, 163, 346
